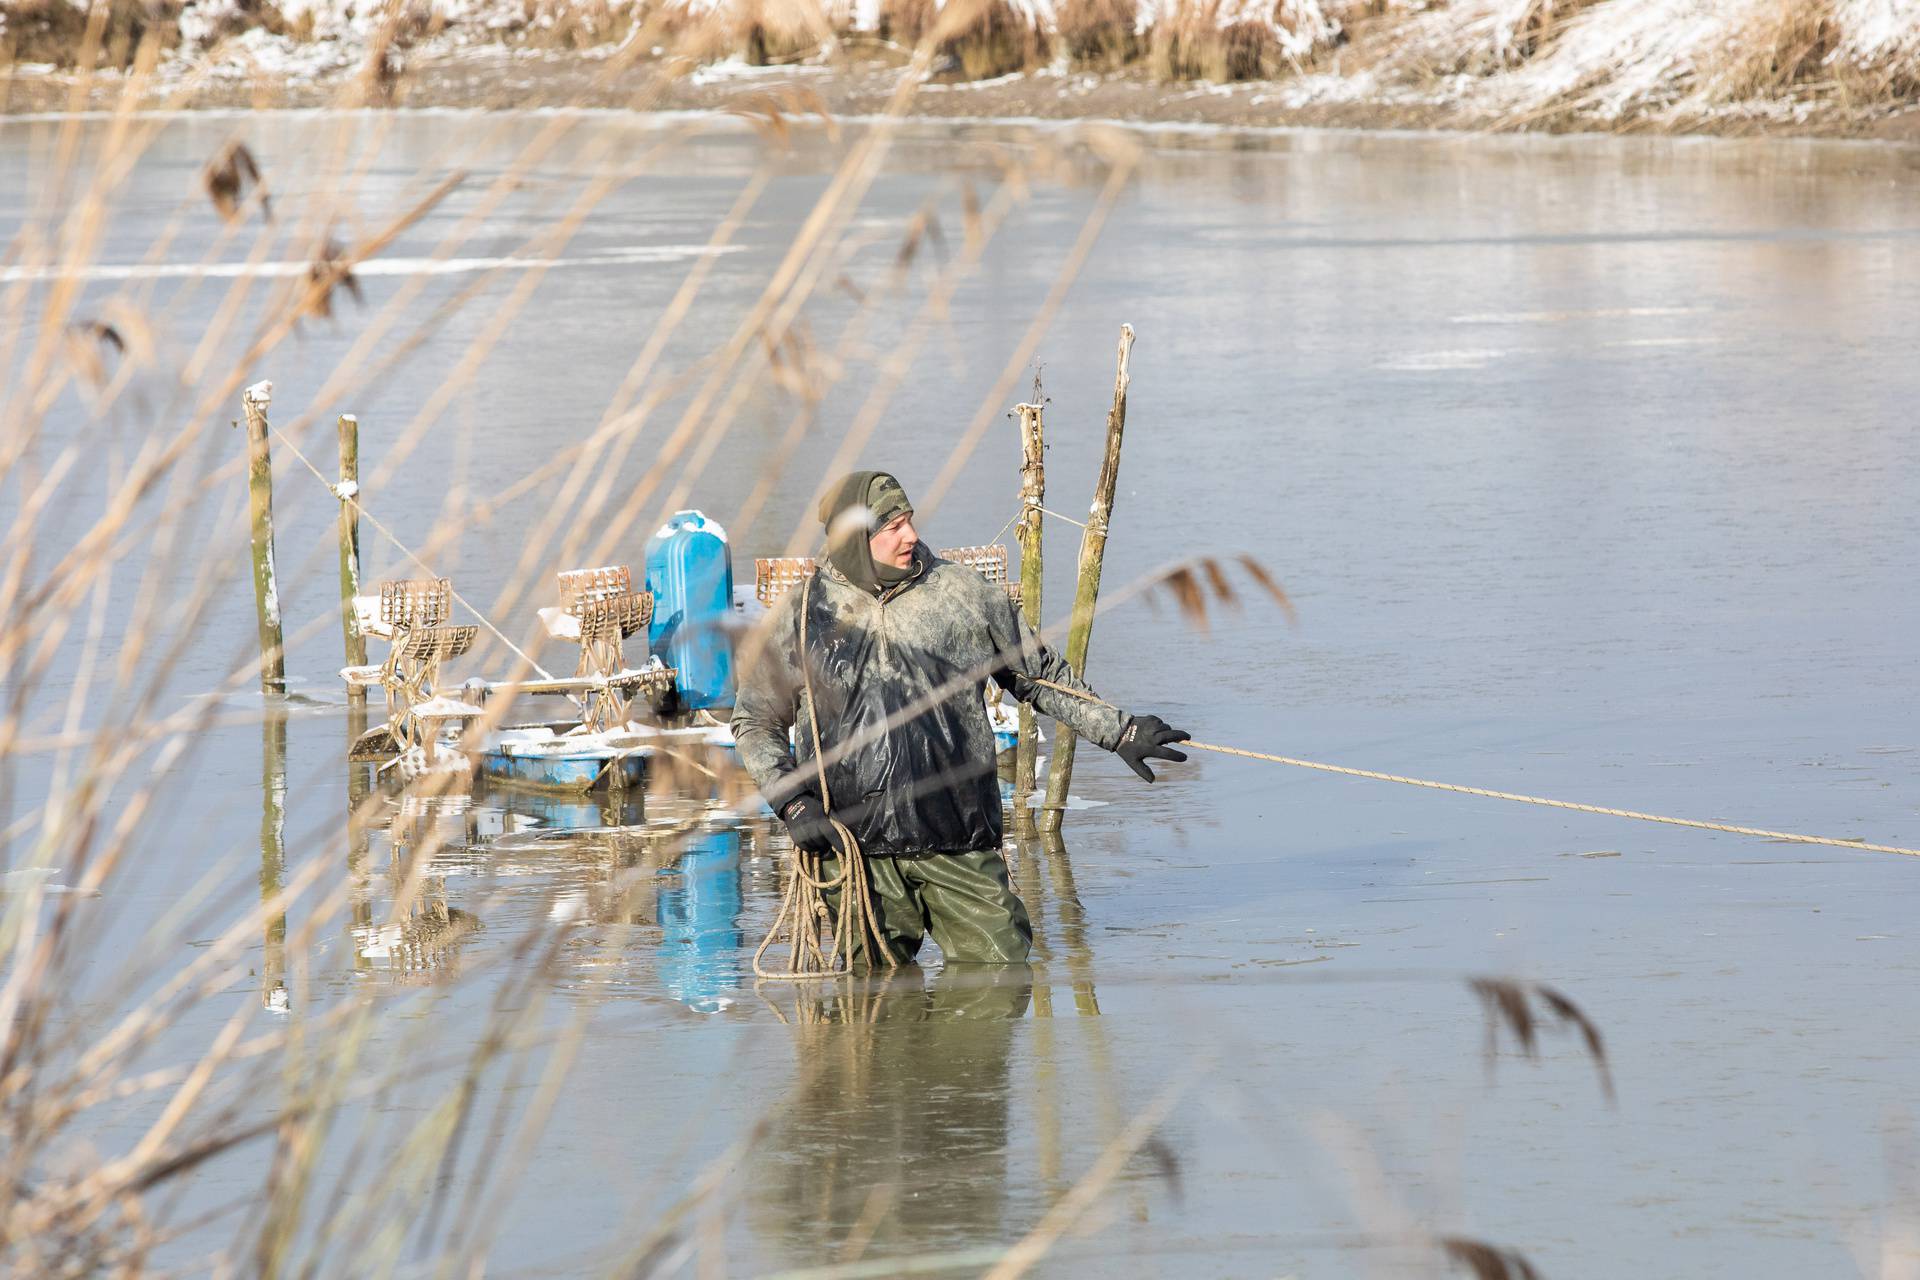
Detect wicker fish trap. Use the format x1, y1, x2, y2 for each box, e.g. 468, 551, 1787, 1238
380, 578, 452, 629
755, 545, 1017, 608
395, 625, 477, 661
754, 556, 817, 608
559, 565, 652, 640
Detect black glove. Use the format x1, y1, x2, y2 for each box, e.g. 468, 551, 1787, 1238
778, 792, 837, 854
1115, 714, 1190, 783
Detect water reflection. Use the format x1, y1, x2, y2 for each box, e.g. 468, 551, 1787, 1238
1009, 825, 1124, 1200
346, 704, 374, 976
1008, 823, 1101, 1016
259, 709, 288, 1013
751, 968, 1033, 1269
359, 790, 483, 978
655, 828, 744, 1013
479, 784, 646, 835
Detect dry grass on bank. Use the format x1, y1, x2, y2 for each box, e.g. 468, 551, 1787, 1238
8, 0, 1919, 131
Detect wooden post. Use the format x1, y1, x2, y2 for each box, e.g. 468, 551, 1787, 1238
1012, 401, 1045, 808
1040, 325, 1133, 833
242, 381, 286, 695
337, 413, 366, 707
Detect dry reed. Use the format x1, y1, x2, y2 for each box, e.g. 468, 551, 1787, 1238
11, 0, 1919, 133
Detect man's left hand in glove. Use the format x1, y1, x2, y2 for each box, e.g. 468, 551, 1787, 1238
1115, 714, 1190, 783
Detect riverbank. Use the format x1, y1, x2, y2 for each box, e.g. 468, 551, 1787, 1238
5, 0, 1920, 142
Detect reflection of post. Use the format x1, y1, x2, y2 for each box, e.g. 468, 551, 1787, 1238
261, 710, 289, 1011
1012, 401, 1045, 806
346, 700, 372, 973
1011, 833, 1063, 1193
1041, 327, 1133, 831
1038, 829, 1130, 1195
1039, 829, 1099, 1016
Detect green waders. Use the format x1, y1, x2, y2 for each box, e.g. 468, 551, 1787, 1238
819, 849, 1032, 965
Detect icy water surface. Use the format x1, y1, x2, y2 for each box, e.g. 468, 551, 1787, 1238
5, 112, 1920, 1277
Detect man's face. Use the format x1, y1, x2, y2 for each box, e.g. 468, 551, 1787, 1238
868, 512, 919, 569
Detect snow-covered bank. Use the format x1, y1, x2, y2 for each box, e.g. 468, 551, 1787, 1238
4, 0, 1919, 139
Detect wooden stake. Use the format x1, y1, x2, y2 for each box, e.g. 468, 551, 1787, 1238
242, 381, 286, 695
1040, 325, 1133, 832
336, 413, 366, 707
1012, 400, 1045, 806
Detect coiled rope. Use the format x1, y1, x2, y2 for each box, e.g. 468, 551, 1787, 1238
1026, 677, 1920, 859
752, 575, 900, 979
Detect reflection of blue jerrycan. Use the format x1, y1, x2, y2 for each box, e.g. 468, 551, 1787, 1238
656, 830, 743, 1013
646, 511, 735, 713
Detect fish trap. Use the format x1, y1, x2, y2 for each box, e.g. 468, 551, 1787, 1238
555, 564, 654, 731
754, 545, 1019, 607
375, 577, 479, 753
559, 565, 653, 641
380, 577, 453, 630
939, 544, 1022, 601
753, 556, 817, 608
393, 626, 478, 661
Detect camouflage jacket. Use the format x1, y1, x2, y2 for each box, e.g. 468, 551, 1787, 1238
731, 546, 1129, 856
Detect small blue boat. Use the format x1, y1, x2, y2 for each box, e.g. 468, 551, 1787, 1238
476, 728, 649, 794
475, 723, 735, 795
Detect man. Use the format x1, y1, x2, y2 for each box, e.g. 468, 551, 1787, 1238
732, 470, 1189, 965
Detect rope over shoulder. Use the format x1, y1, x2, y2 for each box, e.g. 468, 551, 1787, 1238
752, 574, 900, 980
1025, 677, 1920, 859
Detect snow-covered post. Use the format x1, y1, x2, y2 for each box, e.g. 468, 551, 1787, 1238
1013, 400, 1046, 806
1041, 325, 1132, 832
336, 413, 366, 706
241, 381, 286, 695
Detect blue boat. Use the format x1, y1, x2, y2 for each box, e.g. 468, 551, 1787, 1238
475, 728, 649, 794
475, 723, 736, 795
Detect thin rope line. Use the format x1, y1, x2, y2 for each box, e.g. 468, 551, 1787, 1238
987, 508, 1021, 551
1024, 676, 1920, 858
1038, 506, 1087, 529
753, 573, 898, 980
269, 424, 554, 680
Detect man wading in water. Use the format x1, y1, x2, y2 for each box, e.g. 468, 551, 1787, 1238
733, 471, 1190, 965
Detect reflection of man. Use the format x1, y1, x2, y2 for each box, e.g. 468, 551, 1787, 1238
750, 970, 1032, 1269
733, 471, 1189, 964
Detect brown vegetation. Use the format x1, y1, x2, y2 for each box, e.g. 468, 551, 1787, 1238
9, 0, 1920, 135
880, 0, 1053, 79
0, 0, 179, 67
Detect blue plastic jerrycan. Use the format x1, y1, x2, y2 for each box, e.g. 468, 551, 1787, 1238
645, 510, 736, 711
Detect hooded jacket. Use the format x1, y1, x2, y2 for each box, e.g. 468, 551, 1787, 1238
817, 470, 914, 596
732, 546, 1130, 856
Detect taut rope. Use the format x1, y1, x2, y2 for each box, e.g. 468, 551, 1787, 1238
267, 423, 556, 681
1026, 677, 1920, 859
752, 575, 900, 980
